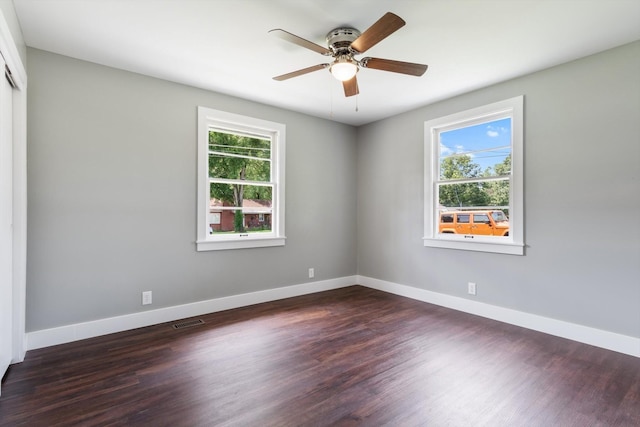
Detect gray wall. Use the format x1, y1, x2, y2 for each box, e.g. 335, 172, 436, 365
357, 41, 640, 338
26, 48, 357, 331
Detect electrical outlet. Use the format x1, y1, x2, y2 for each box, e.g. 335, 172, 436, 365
468, 282, 477, 295
142, 291, 152, 305
308, 268, 315, 279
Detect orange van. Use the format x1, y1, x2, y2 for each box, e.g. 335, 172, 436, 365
439, 210, 509, 236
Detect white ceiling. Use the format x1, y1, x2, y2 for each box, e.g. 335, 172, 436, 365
13, 0, 640, 126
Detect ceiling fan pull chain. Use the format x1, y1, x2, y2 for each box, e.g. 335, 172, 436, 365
355, 94, 359, 112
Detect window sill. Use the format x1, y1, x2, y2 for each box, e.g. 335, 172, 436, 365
197, 236, 286, 251
423, 237, 524, 255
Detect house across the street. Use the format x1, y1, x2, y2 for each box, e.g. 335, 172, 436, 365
209, 199, 272, 232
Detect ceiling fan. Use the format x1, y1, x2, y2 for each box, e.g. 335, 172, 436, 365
269, 12, 428, 97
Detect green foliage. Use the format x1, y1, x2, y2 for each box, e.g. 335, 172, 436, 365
439, 155, 489, 208
243, 185, 272, 200
438, 154, 512, 210
234, 210, 245, 233
483, 154, 511, 209
440, 155, 482, 180
493, 154, 511, 176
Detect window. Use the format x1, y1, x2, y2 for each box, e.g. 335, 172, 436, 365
210, 213, 221, 225
424, 96, 524, 255
197, 107, 285, 251
474, 213, 490, 224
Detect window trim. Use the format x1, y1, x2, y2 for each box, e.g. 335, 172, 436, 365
423, 96, 524, 255
197, 107, 286, 251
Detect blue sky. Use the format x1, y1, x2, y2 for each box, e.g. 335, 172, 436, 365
440, 118, 511, 173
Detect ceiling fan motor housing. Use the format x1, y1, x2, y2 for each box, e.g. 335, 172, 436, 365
326, 28, 361, 55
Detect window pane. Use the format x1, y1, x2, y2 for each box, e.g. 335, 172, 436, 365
437, 178, 510, 236
437, 209, 510, 236
439, 118, 511, 180
207, 209, 273, 234
209, 183, 273, 234
474, 213, 490, 224
491, 211, 507, 222
209, 131, 271, 182
210, 183, 273, 203
438, 179, 509, 210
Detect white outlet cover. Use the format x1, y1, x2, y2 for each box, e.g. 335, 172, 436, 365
142, 291, 152, 305
468, 282, 477, 295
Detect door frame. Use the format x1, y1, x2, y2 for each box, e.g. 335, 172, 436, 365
0, 8, 27, 364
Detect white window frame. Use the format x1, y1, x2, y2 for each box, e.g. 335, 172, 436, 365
197, 107, 286, 251
423, 96, 524, 255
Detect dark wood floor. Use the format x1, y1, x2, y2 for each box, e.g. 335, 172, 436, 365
1, 286, 639, 426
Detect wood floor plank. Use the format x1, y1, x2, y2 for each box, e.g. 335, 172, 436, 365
1, 286, 639, 426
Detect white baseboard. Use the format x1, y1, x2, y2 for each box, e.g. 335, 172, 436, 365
26, 276, 356, 351
26, 274, 640, 359
357, 275, 640, 358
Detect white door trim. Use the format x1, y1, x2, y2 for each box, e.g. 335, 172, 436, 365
0, 8, 28, 365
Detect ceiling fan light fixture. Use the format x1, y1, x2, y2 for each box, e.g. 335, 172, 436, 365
330, 57, 358, 81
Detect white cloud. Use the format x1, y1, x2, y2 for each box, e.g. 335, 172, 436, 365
439, 142, 452, 156
440, 143, 473, 159
487, 124, 508, 137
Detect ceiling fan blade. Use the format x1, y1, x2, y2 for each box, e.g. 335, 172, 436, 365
269, 29, 332, 56
273, 64, 329, 81
343, 76, 359, 97
350, 12, 405, 54
361, 57, 428, 76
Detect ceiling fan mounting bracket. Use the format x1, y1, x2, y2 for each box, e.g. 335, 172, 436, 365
326, 28, 361, 55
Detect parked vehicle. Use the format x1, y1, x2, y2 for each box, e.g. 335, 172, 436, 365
439, 210, 509, 236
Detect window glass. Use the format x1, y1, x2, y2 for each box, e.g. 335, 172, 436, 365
424, 96, 524, 255
439, 118, 511, 181
197, 107, 285, 251
473, 214, 490, 224
437, 117, 511, 235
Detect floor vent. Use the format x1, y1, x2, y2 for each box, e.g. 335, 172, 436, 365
172, 319, 205, 330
